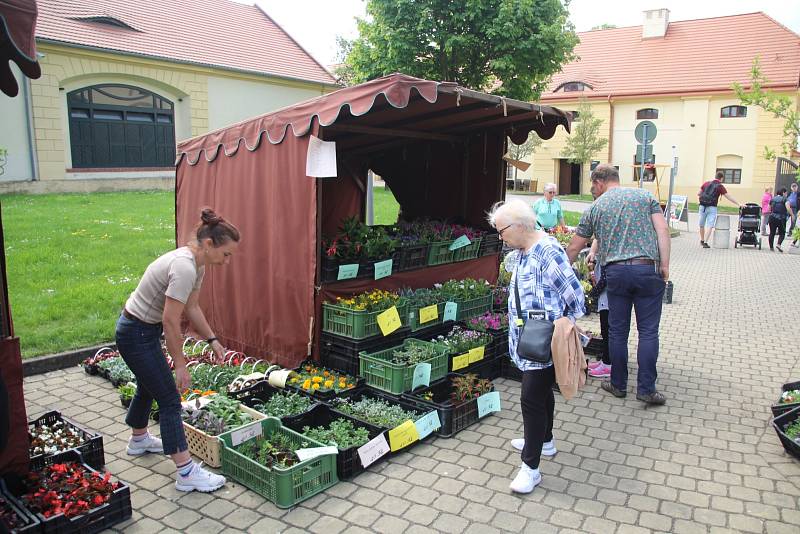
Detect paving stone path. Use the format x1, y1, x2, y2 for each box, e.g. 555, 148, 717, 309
22, 231, 800, 533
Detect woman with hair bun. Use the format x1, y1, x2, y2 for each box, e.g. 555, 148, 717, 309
115, 207, 240, 493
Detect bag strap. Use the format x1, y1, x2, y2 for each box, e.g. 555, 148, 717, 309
513, 255, 525, 322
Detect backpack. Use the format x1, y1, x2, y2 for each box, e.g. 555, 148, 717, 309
699, 181, 720, 206
770, 195, 788, 220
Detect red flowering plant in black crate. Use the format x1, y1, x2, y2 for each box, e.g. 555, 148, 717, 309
23, 462, 119, 519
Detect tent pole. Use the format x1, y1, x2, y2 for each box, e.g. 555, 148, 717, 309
461, 138, 471, 219
366, 170, 374, 225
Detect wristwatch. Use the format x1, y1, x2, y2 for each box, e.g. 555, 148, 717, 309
206, 337, 218, 345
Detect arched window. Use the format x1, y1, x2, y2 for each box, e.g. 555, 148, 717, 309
636, 108, 659, 120
67, 84, 175, 168
556, 82, 590, 92
720, 105, 747, 118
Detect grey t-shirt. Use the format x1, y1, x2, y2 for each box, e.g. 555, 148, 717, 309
125, 247, 205, 324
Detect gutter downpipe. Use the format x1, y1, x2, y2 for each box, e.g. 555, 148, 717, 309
22, 76, 39, 181
606, 94, 614, 169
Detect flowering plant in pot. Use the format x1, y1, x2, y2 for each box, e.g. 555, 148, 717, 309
465, 311, 509, 332
22, 462, 120, 518
333, 289, 401, 312
431, 326, 492, 355
450, 373, 493, 403
438, 278, 492, 301
289, 364, 357, 394
29, 420, 87, 457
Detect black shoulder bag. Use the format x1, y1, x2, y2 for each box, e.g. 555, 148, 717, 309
513, 260, 554, 364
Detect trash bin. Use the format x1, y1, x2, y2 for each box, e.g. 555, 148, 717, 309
713, 215, 730, 249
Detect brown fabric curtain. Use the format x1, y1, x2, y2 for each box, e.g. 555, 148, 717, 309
176, 128, 318, 364
0, 337, 27, 475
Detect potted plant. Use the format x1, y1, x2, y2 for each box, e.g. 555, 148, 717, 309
404, 373, 495, 437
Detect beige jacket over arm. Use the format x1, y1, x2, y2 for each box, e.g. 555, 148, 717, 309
551, 317, 586, 400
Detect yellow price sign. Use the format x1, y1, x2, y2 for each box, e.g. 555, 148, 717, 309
388, 419, 419, 452
418, 304, 439, 324
452, 353, 470, 371
377, 306, 401, 336
468, 346, 485, 364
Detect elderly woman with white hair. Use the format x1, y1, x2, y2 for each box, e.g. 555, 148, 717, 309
488, 198, 585, 494
532, 183, 566, 232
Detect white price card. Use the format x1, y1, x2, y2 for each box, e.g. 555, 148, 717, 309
414, 410, 441, 440
306, 135, 337, 177
230, 421, 263, 446
357, 433, 391, 468
477, 391, 502, 419
411, 363, 431, 390
296, 446, 339, 462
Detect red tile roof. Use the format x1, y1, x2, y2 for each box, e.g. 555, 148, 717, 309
35, 0, 338, 86
541, 12, 800, 101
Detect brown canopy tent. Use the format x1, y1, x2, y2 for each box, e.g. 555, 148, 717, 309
176, 73, 570, 368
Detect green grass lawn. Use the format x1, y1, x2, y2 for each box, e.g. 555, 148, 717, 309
372, 186, 400, 225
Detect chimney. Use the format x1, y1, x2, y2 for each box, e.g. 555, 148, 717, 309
642, 8, 669, 39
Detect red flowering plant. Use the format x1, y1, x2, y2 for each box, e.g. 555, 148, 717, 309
23, 462, 120, 519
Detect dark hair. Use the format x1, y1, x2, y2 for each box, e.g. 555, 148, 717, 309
196, 208, 240, 246
590, 164, 619, 183
715, 171, 724, 180
777, 188, 787, 196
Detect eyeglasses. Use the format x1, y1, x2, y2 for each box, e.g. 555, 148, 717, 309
544, 190, 555, 195
497, 224, 514, 237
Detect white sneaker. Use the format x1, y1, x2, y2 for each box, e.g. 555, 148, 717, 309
126, 433, 164, 456
175, 463, 226, 492
509, 463, 541, 494
510, 438, 557, 456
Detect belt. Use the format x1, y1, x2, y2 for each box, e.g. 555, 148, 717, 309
607, 258, 656, 266
122, 308, 161, 326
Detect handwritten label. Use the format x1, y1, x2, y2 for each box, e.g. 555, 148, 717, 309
306, 135, 337, 177
377, 306, 401, 336
443, 301, 458, 322
452, 353, 470, 371
515, 318, 524, 327
448, 235, 472, 251
337, 263, 359, 280
477, 391, 501, 418
412, 363, 431, 390
296, 446, 339, 462
419, 304, 439, 324
230, 421, 263, 447
468, 346, 485, 364
388, 419, 420, 452
414, 410, 441, 440
357, 433, 390, 468
373, 259, 393, 280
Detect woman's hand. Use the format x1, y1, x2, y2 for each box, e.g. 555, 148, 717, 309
209, 340, 225, 365
175, 365, 191, 391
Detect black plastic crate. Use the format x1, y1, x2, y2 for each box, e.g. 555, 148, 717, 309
320, 328, 411, 364
283, 404, 385, 479
464, 353, 503, 380
28, 411, 105, 471
403, 373, 495, 438
396, 243, 430, 272
10, 451, 131, 534
0, 483, 39, 533
236, 381, 320, 422
479, 234, 503, 256
320, 347, 359, 377
584, 336, 605, 358
771, 380, 800, 417
772, 405, 800, 460
284, 360, 365, 401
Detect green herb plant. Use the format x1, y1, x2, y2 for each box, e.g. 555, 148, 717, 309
236, 431, 308, 469
254, 391, 313, 418
302, 419, 370, 450
331, 397, 419, 428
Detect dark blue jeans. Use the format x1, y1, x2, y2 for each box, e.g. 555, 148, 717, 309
115, 314, 187, 455
605, 264, 665, 395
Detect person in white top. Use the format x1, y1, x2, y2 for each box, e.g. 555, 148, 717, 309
115, 207, 240, 493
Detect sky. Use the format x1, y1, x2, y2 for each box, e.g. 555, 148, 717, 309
251, 0, 800, 68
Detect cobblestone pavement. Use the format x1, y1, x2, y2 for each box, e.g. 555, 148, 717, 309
22, 232, 800, 533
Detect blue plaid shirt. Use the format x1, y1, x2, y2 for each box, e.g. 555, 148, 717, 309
506, 236, 585, 371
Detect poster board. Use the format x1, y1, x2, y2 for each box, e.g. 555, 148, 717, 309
668, 194, 689, 230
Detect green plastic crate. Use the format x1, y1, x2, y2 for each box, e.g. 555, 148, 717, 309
407, 301, 447, 331
219, 417, 338, 508
322, 299, 407, 340
455, 294, 493, 321
426, 240, 456, 266
359, 338, 449, 394
452, 237, 482, 262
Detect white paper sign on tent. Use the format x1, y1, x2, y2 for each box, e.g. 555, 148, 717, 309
306, 135, 337, 177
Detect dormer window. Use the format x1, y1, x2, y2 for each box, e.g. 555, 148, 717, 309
636, 108, 659, 120
720, 105, 747, 118
556, 82, 590, 92
70, 15, 139, 31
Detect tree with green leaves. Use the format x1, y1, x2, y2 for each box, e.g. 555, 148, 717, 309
733, 57, 800, 180
341, 0, 579, 101
560, 99, 608, 187
507, 132, 542, 181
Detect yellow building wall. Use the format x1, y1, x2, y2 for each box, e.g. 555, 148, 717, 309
28, 43, 330, 182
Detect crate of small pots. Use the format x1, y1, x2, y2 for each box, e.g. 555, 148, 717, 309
95, 356, 135, 387
772, 405, 800, 460
283, 404, 384, 479
181, 394, 267, 468
28, 411, 105, 471
284, 362, 363, 401
404, 373, 496, 438
12, 450, 131, 534
463, 312, 509, 358
771, 381, 800, 417
359, 339, 449, 395
0, 489, 39, 533
322, 290, 408, 340
428, 324, 494, 374
330, 388, 435, 453
238, 382, 320, 423
219, 416, 339, 508
81, 347, 119, 376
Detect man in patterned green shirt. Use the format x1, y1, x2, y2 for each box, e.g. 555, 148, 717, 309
566, 165, 671, 405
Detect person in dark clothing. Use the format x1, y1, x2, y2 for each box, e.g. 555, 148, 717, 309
768, 188, 790, 252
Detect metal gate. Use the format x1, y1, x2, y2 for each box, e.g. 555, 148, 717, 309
775, 157, 799, 191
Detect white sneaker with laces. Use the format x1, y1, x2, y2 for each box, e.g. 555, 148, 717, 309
126, 434, 164, 456
175, 463, 226, 492
510, 438, 557, 456
509, 463, 541, 494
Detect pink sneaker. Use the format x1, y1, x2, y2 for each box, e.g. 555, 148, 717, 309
588, 363, 611, 378
588, 360, 603, 370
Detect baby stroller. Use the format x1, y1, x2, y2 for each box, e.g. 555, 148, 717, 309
734, 203, 761, 249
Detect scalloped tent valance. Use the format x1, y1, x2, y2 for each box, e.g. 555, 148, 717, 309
0, 0, 42, 97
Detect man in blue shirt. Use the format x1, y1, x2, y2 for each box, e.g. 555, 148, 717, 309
788, 182, 798, 246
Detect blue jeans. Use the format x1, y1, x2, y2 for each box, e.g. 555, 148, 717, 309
115, 314, 186, 455
605, 264, 665, 395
